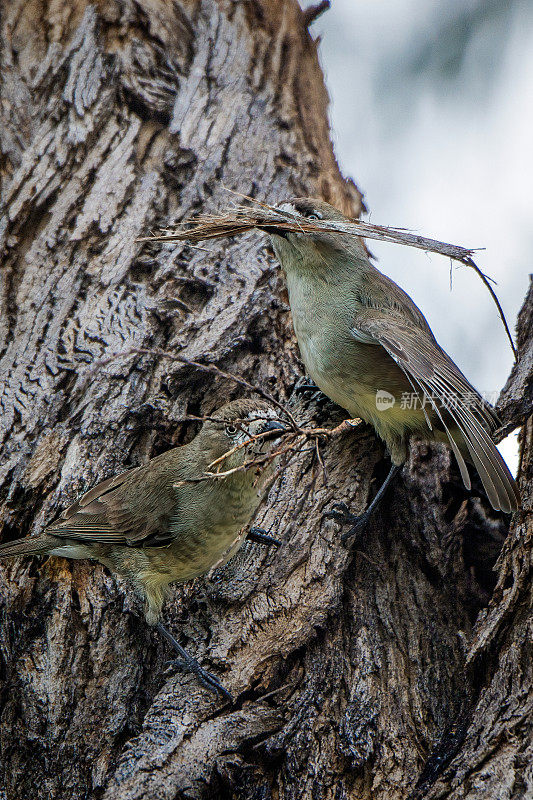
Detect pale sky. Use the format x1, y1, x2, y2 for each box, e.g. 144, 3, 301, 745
311, 0, 533, 474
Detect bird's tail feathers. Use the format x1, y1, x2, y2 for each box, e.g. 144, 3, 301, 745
415, 375, 519, 513
0, 534, 58, 559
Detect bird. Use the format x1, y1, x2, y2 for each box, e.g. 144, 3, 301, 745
0, 398, 287, 699
259, 197, 519, 532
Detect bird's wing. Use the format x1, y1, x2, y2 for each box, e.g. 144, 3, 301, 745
353, 309, 519, 512
47, 466, 175, 547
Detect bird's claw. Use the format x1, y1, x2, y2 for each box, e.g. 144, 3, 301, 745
294, 381, 318, 393
323, 502, 369, 544
163, 657, 188, 674
248, 527, 281, 547
293, 377, 329, 404
340, 512, 370, 544
164, 658, 233, 702
323, 502, 358, 525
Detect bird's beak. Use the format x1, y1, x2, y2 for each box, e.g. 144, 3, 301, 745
260, 420, 289, 439
256, 224, 289, 239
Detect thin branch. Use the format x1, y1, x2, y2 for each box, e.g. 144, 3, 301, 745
137, 207, 480, 265
173, 419, 361, 486
207, 428, 297, 470
71, 346, 300, 430
314, 436, 328, 485
462, 256, 517, 359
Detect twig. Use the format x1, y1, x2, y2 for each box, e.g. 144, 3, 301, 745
73, 346, 300, 430
314, 437, 328, 486
174, 419, 360, 486
207, 428, 297, 470
462, 256, 517, 359
137, 207, 479, 264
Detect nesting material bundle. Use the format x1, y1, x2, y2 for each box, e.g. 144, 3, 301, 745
138, 200, 514, 355
138, 202, 478, 266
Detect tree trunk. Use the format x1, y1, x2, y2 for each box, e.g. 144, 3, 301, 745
0, 2, 530, 799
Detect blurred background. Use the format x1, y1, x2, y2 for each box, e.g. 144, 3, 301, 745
309, 0, 533, 474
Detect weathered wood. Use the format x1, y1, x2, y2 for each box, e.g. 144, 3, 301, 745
0, 2, 529, 799
414, 280, 533, 800
498, 279, 533, 436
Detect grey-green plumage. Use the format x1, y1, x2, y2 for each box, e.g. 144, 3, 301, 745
0, 399, 286, 625
264, 198, 519, 513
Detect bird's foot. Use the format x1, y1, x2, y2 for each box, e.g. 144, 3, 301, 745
292, 376, 330, 403
323, 502, 358, 525
247, 527, 281, 547
341, 512, 371, 543
156, 621, 233, 701
324, 464, 402, 545
164, 657, 233, 702
323, 502, 369, 544
294, 381, 318, 393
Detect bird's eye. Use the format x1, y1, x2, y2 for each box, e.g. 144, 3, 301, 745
307, 212, 321, 220
225, 424, 238, 436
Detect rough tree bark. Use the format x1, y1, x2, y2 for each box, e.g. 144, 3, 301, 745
0, 2, 530, 799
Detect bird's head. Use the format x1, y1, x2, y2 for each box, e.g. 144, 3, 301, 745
260, 197, 366, 273
198, 399, 288, 471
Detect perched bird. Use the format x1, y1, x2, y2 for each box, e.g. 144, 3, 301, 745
260, 198, 519, 530
0, 399, 287, 698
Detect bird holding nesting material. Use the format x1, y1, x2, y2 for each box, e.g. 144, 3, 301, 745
0, 399, 287, 698
257, 198, 519, 532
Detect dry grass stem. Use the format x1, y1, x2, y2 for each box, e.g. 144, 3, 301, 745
174, 418, 362, 487
138, 206, 475, 264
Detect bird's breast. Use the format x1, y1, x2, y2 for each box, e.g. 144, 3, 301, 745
285, 271, 424, 428
286, 273, 362, 398
151, 477, 261, 581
